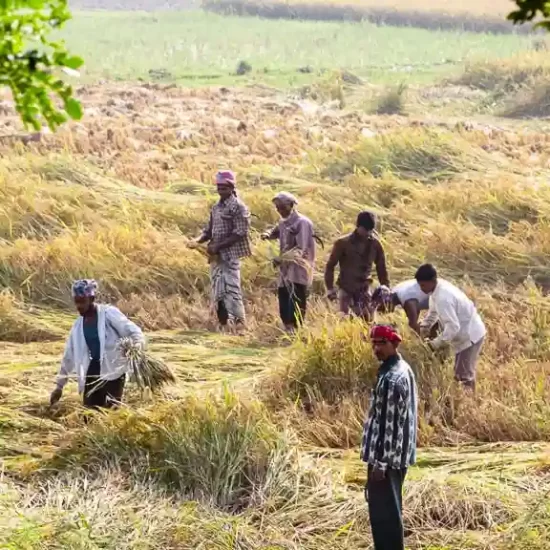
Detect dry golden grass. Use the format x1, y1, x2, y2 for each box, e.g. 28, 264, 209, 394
3, 62, 550, 547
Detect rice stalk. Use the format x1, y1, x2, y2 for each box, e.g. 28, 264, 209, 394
117, 336, 176, 392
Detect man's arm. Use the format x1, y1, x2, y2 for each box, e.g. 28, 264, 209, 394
52, 333, 75, 402
214, 203, 250, 253
197, 212, 213, 244
108, 306, 145, 348
420, 295, 439, 330
324, 240, 342, 292
430, 296, 460, 348
295, 219, 313, 256
403, 299, 421, 334
374, 239, 390, 287
261, 225, 280, 241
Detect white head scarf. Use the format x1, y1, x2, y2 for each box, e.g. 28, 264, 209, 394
273, 191, 298, 206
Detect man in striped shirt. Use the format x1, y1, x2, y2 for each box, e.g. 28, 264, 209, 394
361, 324, 418, 550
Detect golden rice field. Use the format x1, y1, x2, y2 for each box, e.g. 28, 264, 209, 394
3, 10, 550, 547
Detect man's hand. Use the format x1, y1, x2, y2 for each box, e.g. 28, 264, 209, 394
327, 289, 338, 302
207, 243, 219, 256
370, 465, 386, 482
50, 387, 63, 406
261, 231, 271, 241
419, 326, 430, 339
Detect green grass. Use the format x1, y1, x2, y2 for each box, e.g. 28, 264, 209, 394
60, 10, 533, 86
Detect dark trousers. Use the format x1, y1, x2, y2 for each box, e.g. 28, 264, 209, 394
278, 283, 307, 328
366, 467, 407, 550
84, 359, 125, 409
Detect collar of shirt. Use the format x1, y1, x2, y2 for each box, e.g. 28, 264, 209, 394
281, 210, 300, 226
378, 353, 400, 375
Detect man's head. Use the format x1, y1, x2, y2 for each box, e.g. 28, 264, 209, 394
272, 191, 298, 219
356, 211, 376, 238
371, 285, 394, 313
215, 170, 236, 200
72, 279, 98, 316
370, 324, 402, 361
415, 263, 438, 295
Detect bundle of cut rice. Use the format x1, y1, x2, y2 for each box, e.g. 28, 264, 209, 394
118, 337, 176, 392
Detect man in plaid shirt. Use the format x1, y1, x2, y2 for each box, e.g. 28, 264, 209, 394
195, 170, 251, 330
361, 324, 418, 550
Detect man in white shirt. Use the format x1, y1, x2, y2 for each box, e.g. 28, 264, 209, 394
415, 264, 486, 389
373, 280, 431, 335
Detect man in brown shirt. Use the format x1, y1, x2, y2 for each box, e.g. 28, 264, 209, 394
325, 211, 389, 321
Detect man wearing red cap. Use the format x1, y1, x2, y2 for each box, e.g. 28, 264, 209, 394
361, 324, 418, 550
195, 170, 251, 331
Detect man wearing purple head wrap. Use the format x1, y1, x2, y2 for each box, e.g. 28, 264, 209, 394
50, 279, 145, 409
194, 170, 251, 331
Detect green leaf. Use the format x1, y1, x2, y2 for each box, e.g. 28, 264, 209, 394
64, 98, 82, 120
62, 55, 83, 70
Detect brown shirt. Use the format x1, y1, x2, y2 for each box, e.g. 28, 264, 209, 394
324, 231, 389, 293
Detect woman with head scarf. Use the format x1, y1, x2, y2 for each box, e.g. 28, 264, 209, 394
49, 279, 145, 409
194, 170, 251, 331
262, 192, 316, 333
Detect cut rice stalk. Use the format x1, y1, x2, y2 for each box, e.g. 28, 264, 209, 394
117, 337, 176, 392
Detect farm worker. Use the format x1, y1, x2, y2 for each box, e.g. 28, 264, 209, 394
261, 191, 315, 333
49, 279, 145, 409
194, 170, 251, 331
324, 211, 389, 321
372, 279, 431, 335
361, 324, 417, 550
415, 264, 486, 390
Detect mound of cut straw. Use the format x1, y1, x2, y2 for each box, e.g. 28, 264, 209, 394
118, 337, 176, 391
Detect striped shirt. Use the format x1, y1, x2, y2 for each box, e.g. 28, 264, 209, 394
360, 354, 418, 472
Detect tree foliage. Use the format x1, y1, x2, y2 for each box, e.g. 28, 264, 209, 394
508, 0, 550, 31
0, 0, 83, 130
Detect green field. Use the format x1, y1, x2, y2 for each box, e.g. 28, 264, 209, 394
62, 10, 533, 85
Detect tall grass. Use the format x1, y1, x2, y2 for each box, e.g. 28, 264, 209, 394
60, 392, 308, 510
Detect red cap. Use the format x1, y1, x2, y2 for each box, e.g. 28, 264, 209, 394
370, 324, 402, 343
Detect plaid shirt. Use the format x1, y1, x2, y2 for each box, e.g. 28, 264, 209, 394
360, 354, 417, 472
201, 194, 251, 261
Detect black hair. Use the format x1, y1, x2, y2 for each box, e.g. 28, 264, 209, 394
415, 263, 437, 282
356, 211, 376, 231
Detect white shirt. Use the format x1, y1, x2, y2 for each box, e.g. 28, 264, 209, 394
56, 304, 145, 393
393, 280, 430, 310
420, 279, 486, 354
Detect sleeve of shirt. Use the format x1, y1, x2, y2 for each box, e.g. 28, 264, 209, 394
56, 331, 75, 389
431, 295, 461, 348
266, 225, 280, 240
420, 296, 439, 329
107, 307, 146, 349
375, 378, 408, 472
324, 240, 342, 290
200, 212, 213, 241
232, 202, 251, 238
375, 240, 390, 287
295, 219, 313, 255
